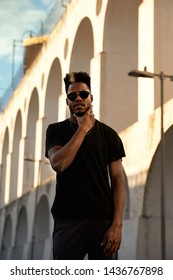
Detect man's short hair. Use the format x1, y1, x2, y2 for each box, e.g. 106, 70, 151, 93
64, 72, 91, 93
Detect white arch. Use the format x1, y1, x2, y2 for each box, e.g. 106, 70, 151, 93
137, 125, 173, 259
1, 128, 10, 206
23, 88, 39, 192
9, 110, 22, 202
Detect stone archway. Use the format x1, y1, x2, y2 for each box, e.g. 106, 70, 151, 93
0, 215, 12, 259
12, 207, 27, 259
32, 195, 50, 259
102, 0, 142, 131
137, 125, 173, 259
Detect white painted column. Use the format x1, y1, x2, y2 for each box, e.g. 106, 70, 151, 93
4, 153, 11, 204
90, 53, 101, 120
138, 0, 154, 119
34, 118, 43, 187
17, 137, 25, 197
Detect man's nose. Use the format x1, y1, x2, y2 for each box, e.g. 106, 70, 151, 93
75, 93, 82, 100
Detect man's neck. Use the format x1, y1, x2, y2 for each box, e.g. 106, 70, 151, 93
69, 115, 77, 124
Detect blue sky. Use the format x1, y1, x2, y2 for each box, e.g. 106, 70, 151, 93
0, 0, 57, 98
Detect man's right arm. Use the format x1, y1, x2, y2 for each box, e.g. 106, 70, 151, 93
48, 126, 87, 173
48, 106, 95, 173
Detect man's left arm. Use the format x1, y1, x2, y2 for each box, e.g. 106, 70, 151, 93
101, 159, 126, 256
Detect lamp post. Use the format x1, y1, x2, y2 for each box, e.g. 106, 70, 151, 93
128, 67, 173, 260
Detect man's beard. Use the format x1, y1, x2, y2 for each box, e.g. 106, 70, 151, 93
74, 111, 86, 117
73, 106, 89, 117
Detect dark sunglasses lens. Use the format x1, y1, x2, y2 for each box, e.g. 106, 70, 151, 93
68, 91, 89, 101
67, 92, 76, 101
80, 91, 89, 99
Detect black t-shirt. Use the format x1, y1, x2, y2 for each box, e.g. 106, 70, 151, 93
45, 119, 125, 220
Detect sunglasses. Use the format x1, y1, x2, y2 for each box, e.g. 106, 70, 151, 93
67, 90, 90, 101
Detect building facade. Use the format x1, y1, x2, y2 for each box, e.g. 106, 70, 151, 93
0, 0, 173, 259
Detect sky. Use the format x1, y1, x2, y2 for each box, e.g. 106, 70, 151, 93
0, 0, 57, 99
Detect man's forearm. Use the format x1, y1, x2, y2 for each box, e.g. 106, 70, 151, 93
112, 177, 126, 228
49, 126, 87, 172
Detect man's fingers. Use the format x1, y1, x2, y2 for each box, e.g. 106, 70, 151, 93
103, 240, 120, 256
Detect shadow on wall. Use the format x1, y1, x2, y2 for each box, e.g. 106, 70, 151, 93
137, 125, 173, 260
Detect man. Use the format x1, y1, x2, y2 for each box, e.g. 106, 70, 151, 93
45, 71, 126, 260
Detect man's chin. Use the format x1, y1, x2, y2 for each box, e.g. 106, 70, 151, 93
74, 111, 86, 117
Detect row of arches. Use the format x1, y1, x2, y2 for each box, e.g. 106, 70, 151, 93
0, 87, 55, 207
0, 0, 141, 207
1, 125, 173, 261
0, 193, 52, 260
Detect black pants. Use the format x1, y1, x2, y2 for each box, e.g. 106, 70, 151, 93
53, 219, 118, 260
